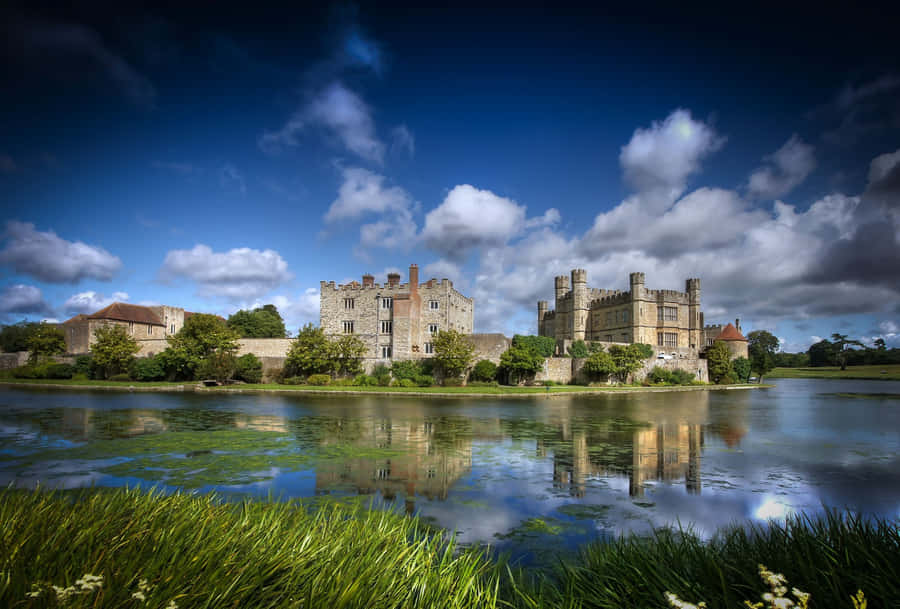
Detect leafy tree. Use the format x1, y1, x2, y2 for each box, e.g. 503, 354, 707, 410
747, 330, 779, 383
567, 340, 589, 358
807, 339, 835, 367
607, 344, 648, 383
226, 305, 286, 338
582, 350, 616, 380
161, 314, 239, 380
130, 355, 166, 381
432, 329, 475, 380
499, 345, 545, 384
706, 341, 733, 384
91, 324, 140, 378
26, 323, 66, 363
234, 353, 263, 384
284, 324, 333, 378
331, 334, 367, 376
391, 360, 426, 381
830, 333, 865, 370
0, 321, 42, 352
874, 338, 886, 351
732, 356, 751, 383
470, 359, 498, 382
512, 334, 556, 357
196, 350, 237, 383
632, 343, 655, 360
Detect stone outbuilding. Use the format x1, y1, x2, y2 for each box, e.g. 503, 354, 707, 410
62, 302, 191, 354
711, 322, 749, 360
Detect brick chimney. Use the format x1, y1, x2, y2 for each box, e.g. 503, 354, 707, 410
387, 272, 400, 287
362, 273, 374, 288
409, 264, 419, 294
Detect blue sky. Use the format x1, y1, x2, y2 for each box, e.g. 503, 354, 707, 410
2, 3, 899, 351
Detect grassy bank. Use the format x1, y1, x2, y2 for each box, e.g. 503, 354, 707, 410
767, 364, 900, 380
2, 488, 897, 608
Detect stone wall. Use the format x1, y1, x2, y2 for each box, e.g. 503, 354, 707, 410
136, 339, 170, 357
0, 352, 28, 369
236, 338, 293, 357
534, 357, 573, 383
469, 333, 512, 363
532, 354, 709, 385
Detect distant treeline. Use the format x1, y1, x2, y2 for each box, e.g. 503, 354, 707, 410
776, 336, 900, 368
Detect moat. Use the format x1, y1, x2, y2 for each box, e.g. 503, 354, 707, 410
1, 379, 898, 562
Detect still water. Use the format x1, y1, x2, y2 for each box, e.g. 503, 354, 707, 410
1, 380, 898, 559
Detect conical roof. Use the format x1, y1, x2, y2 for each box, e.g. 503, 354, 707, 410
715, 322, 747, 342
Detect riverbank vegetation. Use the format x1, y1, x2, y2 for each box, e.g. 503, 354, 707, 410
767, 364, 900, 380
1, 487, 895, 608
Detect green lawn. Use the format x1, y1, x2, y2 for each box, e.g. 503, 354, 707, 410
0, 377, 188, 387
767, 364, 900, 381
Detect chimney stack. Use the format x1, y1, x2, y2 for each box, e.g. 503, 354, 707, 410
387, 272, 400, 287
362, 273, 374, 288
409, 263, 419, 294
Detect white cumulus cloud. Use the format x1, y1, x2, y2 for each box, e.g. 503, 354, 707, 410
0, 284, 53, 316
159, 244, 292, 301
63, 291, 129, 315
325, 167, 414, 222
0, 221, 122, 283
747, 134, 816, 199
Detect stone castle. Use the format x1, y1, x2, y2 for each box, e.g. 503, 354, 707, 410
538, 270, 748, 359
320, 264, 475, 362
63, 303, 193, 355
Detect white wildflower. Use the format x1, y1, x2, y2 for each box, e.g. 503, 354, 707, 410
132, 590, 147, 601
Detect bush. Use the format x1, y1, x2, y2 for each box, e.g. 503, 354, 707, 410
442, 377, 464, 387
108, 373, 131, 382
648, 366, 673, 384
512, 335, 556, 357
12, 365, 40, 379
391, 360, 424, 381
282, 376, 306, 385
719, 374, 736, 385
470, 359, 498, 382
414, 374, 434, 387
670, 369, 697, 385
234, 353, 263, 384
566, 340, 589, 358
73, 355, 93, 376
130, 356, 166, 382
307, 374, 331, 386
397, 378, 416, 387
45, 363, 74, 379
353, 374, 377, 386
372, 363, 392, 384
467, 380, 498, 387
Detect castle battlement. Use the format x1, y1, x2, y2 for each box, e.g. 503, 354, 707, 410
321, 278, 461, 293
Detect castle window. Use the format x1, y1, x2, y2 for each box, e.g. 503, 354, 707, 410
342, 321, 355, 334
344, 298, 355, 310
706, 338, 713, 346
605, 334, 613, 342
129, 322, 134, 333
429, 300, 439, 310
377, 467, 391, 480
622, 333, 629, 342
605, 312, 613, 326
428, 323, 438, 333
381, 345, 392, 358
381, 297, 393, 310
657, 332, 677, 347
381, 320, 392, 334
424, 342, 434, 354
427, 468, 436, 479
658, 306, 678, 321
170, 324, 175, 334
623, 310, 629, 322
147, 325, 152, 335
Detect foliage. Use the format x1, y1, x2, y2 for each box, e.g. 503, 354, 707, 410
432, 329, 475, 379
582, 350, 616, 380
748, 330, 779, 382
12, 362, 74, 379
307, 374, 331, 386
281, 376, 306, 385
470, 359, 498, 382
196, 351, 237, 383
108, 373, 131, 382
331, 334, 367, 376
512, 334, 556, 357
732, 356, 751, 383
284, 324, 333, 378
161, 314, 239, 381
397, 378, 416, 387
226, 304, 286, 338
73, 354, 95, 377
0, 320, 42, 352
706, 340, 734, 384
91, 324, 141, 379
353, 373, 378, 386
130, 356, 166, 382
567, 340, 589, 358
372, 363, 392, 383
391, 359, 425, 380
773, 351, 810, 367
499, 345, 545, 384
808, 339, 836, 367
26, 323, 66, 362
632, 342, 655, 359
234, 353, 263, 384
607, 344, 650, 383
830, 333, 866, 371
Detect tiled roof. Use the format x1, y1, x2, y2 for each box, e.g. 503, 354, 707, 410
63, 314, 87, 324
87, 303, 164, 326
715, 323, 747, 342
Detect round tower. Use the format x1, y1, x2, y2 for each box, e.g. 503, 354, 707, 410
571, 269, 588, 341
554, 275, 570, 301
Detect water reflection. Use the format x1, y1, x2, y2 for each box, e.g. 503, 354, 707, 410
1, 380, 899, 556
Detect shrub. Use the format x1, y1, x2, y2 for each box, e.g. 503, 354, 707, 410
45, 363, 74, 379
566, 340, 589, 358
470, 359, 498, 382
234, 353, 263, 384
391, 360, 424, 381
12, 365, 40, 379
353, 374, 377, 386
467, 380, 498, 387
282, 376, 306, 385
649, 366, 673, 384
307, 374, 331, 386
442, 377, 464, 387
108, 373, 131, 382
670, 369, 697, 385
397, 378, 416, 387
512, 334, 556, 357
414, 374, 434, 387
73, 355, 93, 376
130, 356, 166, 381
719, 374, 736, 385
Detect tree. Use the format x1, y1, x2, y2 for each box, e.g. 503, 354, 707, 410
227, 305, 286, 338
161, 314, 239, 380
91, 324, 140, 378
732, 356, 751, 383
234, 353, 263, 384
582, 350, 616, 381
874, 338, 887, 351
26, 323, 66, 363
511, 334, 556, 357
830, 333, 865, 370
747, 330, 779, 383
499, 345, 545, 384
284, 324, 333, 378
807, 339, 835, 367
566, 340, 589, 358
0, 321, 42, 353
331, 334, 367, 376
706, 341, 734, 384
470, 359, 498, 382
607, 344, 648, 383
432, 329, 475, 380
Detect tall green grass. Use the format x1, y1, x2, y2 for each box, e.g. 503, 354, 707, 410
2, 488, 898, 608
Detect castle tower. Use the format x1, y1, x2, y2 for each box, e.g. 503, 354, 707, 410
571, 269, 588, 341
629, 272, 645, 343
686, 278, 701, 349
554, 275, 570, 301
537, 300, 548, 324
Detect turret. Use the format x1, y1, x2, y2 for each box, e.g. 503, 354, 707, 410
554, 275, 570, 301
571, 269, 588, 341
686, 278, 701, 303
629, 272, 645, 295
537, 300, 548, 322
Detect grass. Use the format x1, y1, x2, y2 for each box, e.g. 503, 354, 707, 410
2, 488, 897, 608
0, 377, 188, 387
767, 364, 900, 381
